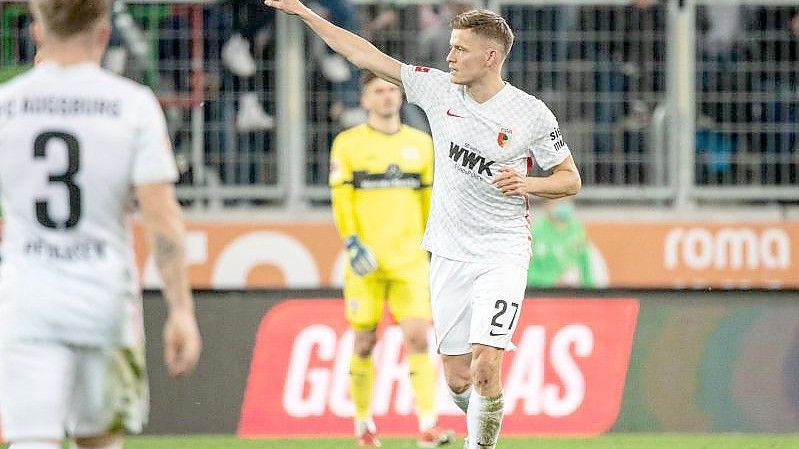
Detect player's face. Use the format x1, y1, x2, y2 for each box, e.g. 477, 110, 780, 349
361, 78, 403, 118
446, 29, 493, 85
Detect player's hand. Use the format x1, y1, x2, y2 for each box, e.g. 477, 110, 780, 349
264, 0, 311, 16
344, 235, 378, 276
493, 166, 529, 197
163, 309, 202, 378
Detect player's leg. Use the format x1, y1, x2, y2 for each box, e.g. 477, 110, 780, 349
390, 261, 454, 447
430, 254, 476, 399
465, 345, 505, 449
440, 354, 472, 414
351, 327, 378, 444
397, 318, 438, 428
344, 269, 386, 446
428, 254, 479, 445
68, 346, 148, 449
464, 263, 528, 449
0, 340, 75, 449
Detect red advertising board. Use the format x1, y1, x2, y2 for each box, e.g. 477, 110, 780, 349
239, 298, 639, 436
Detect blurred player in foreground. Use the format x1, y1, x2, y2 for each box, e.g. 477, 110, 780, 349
0, 1, 202, 449
266, 1, 581, 448
330, 71, 454, 448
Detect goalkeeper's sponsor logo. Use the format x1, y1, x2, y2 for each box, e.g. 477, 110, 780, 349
238, 299, 638, 436
352, 168, 422, 190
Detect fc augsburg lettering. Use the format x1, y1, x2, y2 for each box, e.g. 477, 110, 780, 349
448, 142, 495, 177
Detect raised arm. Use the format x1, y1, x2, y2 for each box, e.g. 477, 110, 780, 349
264, 0, 403, 85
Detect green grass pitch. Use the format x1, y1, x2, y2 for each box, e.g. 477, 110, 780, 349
6, 434, 797, 449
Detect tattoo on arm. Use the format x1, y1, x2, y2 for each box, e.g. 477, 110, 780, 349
154, 233, 178, 266
153, 231, 191, 309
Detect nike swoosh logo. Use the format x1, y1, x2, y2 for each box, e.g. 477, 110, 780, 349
446, 109, 465, 118
489, 330, 508, 337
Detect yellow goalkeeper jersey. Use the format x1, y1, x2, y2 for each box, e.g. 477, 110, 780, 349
329, 123, 434, 272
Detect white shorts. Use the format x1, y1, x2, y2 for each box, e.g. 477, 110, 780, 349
429, 254, 528, 355
0, 339, 148, 442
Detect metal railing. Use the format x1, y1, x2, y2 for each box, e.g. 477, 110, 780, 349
693, 0, 799, 201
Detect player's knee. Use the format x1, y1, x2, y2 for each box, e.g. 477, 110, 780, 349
404, 332, 428, 353
353, 345, 375, 358
470, 353, 501, 391
443, 363, 471, 394
352, 329, 377, 358
447, 377, 471, 395
74, 432, 122, 448
353, 340, 376, 358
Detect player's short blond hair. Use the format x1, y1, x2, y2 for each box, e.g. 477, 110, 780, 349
30, 0, 111, 38
451, 9, 514, 57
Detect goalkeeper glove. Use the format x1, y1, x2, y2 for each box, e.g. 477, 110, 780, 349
344, 235, 377, 276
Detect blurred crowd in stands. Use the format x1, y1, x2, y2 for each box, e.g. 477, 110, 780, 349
1, 1, 796, 188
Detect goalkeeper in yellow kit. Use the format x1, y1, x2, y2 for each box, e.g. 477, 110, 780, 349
330, 71, 454, 448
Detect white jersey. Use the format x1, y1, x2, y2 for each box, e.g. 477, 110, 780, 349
0, 62, 178, 347
400, 64, 571, 268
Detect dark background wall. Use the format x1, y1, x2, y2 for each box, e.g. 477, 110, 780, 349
142, 290, 799, 434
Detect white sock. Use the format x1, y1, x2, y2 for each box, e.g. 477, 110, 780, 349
466, 391, 504, 449
354, 418, 377, 436
9, 443, 61, 449
418, 414, 438, 432
70, 440, 123, 449
449, 384, 473, 414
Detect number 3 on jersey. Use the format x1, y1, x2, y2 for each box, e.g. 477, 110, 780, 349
34, 131, 82, 229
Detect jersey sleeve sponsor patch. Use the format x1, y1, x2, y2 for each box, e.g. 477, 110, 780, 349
400, 64, 448, 111
329, 160, 341, 180
529, 104, 570, 171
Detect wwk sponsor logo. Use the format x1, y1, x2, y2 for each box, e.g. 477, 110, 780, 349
448, 142, 495, 178
239, 299, 638, 436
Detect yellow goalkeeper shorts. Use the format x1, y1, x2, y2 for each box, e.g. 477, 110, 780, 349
343, 260, 431, 330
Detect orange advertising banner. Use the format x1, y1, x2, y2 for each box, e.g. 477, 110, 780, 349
132, 222, 344, 289
127, 221, 799, 290
585, 223, 798, 289
2, 220, 796, 289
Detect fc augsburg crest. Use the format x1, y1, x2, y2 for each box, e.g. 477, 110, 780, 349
497, 127, 513, 148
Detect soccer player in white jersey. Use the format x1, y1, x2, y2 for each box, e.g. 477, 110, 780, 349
0, 1, 202, 449
264, 1, 580, 448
